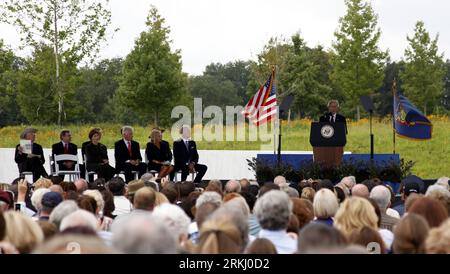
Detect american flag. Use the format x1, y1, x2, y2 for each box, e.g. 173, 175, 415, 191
242, 69, 277, 126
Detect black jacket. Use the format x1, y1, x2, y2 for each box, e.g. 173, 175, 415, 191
145, 140, 173, 164
173, 139, 199, 168
51, 142, 78, 169
81, 141, 91, 159
319, 112, 348, 134
85, 142, 109, 165
114, 139, 142, 170
14, 143, 45, 171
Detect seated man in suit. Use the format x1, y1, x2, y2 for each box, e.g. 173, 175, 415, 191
319, 99, 348, 134
51, 130, 85, 180
15, 127, 48, 182
171, 125, 207, 184
114, 126, 147, 183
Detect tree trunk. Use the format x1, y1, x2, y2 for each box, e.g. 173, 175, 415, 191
287, 109, 291, 124
154, 111, 159, 126
356, 105, 360, 121
54, 1, 62, 126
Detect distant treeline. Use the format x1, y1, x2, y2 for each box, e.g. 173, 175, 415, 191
0, 1, 449, 127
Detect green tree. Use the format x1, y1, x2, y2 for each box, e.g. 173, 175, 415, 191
76, 58, 123, 122
16, 44, 79, 124
203, 61, 252, 106
331, 0, 388, 118
117, 6, 189, 126
247, 37, 291, 98
189, 75, 240, 109
280, 34, 334, 119
372, 61, 404, 116
0, 40, 26, 126
400, 21, 445, 115
0, 0, 115, 125
443, 60, 450, 112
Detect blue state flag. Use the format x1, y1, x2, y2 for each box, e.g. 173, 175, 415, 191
393, 86, 432, 140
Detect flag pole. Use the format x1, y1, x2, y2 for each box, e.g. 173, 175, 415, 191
272, 66, 282, 166
392, 79, 397, 155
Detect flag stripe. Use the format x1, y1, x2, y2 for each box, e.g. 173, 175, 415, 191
242, 70, 277, 126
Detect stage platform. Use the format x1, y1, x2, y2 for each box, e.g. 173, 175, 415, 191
256, 153, 400, 167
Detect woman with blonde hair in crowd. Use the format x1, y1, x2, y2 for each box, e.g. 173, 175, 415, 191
313, 188, 339, 226
334, 197, 378, 238
33, 177, 52, 190
425, 219, 450, 254
154, 191, 170, 206
2, 211, 44, 253
301, 187, 315, 203
83, 189, 113, 231
197, 219, 242, 254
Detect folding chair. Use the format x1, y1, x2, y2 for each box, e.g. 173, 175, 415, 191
117, 170, 139, 181
54, 154, 81, 182
48, 155, 56, 176
173, 169, 196, 183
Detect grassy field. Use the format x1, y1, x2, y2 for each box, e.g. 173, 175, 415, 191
1, 116, 448, 179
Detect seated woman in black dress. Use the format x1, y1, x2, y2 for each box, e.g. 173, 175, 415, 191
85, 128, 116, 182
145, 128, 174, 180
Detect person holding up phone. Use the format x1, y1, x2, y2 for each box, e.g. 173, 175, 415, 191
14, 128, 48, 183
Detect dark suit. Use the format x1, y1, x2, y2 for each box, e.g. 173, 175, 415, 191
15, 143, 48, 182
114, 139, 147, 182
319, 112, 348, 134
51, 142, 85, 179
145, 140, 173, 171
171, 139, 207, 183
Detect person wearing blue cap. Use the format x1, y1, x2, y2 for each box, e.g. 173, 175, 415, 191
39, 192, 63, 221
393, 179, 422, 217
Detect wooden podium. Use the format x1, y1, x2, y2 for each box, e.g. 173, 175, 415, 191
312, 146, 344, 167
310, 122, 347, 167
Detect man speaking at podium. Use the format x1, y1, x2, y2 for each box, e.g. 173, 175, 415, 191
319, 100, 348, 135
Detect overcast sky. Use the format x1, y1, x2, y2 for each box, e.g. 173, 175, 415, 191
0, 0, 449, 75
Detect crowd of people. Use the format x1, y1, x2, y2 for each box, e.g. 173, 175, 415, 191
0, 165, 449, 253
1, 124, 449, 254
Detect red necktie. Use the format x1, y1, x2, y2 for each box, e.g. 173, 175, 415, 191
64, 143, 68, 154
127, 141, 132, 157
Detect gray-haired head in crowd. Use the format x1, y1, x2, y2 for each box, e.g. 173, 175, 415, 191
369, 185, 391, 211
224, 180, 241, 194
111, 212, 177, 254
49, 200, 79, 229
152, 203, 191, 245
60, 209, 98, 232
196, 191, 223, 208
253, 190, 292, 231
